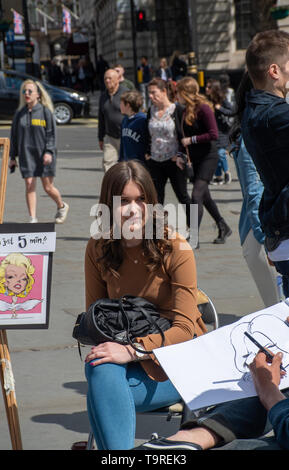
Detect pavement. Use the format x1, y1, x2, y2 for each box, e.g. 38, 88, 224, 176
0, 118, 272, 451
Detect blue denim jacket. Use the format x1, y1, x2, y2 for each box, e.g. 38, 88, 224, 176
242, 90, 289, 238
232, 138, 264, 245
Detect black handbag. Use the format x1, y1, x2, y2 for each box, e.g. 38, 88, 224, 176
177, 151, 194, 181
72, 295, 171, 355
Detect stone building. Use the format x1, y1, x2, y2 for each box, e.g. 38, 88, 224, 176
79, 0, 289, 85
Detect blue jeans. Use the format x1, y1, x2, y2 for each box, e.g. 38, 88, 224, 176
272, 259, 289, 298
85, 360, 181, 450
215, 148, 229, 176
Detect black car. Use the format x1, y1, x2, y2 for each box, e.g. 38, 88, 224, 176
0, 69, 90, 124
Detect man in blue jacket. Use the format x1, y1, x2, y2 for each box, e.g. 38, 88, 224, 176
241, 30, 289, 297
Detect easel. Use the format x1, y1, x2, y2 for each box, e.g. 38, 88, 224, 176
0, 138, 23, 450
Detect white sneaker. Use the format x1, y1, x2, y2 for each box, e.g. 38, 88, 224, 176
29, 216, 38, 223
55, 202, 69, 224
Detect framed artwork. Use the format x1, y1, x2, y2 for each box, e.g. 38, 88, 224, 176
0, 223, 56, 329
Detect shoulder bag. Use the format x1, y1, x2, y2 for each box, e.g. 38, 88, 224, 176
179, 112, 194, 182
72, 295, 171, 355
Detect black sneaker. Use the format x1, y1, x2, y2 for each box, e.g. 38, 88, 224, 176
134, 434, 202, 451
224, 171, 232, 184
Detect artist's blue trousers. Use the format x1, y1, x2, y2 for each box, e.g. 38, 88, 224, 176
85, 360, 180, 450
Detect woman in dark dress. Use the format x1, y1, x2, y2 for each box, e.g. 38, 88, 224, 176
9, 79, 69, 224
175, 77, 232, 244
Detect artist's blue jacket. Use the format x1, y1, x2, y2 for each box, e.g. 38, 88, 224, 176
119, 112, 148, 163
231, 138, 264, 245
242, 90, 289, 238
268, 398, 289, 450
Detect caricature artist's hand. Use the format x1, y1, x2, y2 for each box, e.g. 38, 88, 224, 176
145, 153, 151, 160
249, 351, 287, 411
43, 153, 53, 165
85, 341, 136, 366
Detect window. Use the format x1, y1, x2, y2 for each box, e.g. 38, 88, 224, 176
3, 73, 23, 91
235, 0, 252, 50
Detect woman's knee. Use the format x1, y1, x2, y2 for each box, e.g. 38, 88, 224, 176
25, 178, 36, 192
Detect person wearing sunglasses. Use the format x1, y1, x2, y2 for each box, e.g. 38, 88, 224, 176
9, 79, 69, 224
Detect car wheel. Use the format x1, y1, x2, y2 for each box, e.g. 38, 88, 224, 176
54, 102, 73, 125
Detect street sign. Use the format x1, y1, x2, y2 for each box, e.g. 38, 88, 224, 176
6, 30, 15, 43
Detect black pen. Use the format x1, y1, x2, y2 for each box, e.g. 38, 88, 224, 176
244, 331, 287, 372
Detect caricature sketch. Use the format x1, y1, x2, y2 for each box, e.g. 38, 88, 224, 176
0, 253, 42, 319
230, 313, 289, 379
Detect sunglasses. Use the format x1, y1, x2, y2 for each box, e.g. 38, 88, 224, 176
22, 89, 35, 95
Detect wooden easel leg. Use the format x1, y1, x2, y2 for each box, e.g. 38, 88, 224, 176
0, 138, 23, 450
0, 331, 23, 450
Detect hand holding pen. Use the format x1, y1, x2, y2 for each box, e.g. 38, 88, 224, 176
249, 350, 287, 411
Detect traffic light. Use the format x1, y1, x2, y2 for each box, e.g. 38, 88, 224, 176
135, 10, 147, 32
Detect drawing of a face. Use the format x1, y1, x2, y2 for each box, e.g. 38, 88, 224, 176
230, 314, 289, 374
5, 265, 28, 295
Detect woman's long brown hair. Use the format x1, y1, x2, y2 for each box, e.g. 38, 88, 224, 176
176, 77, 212, 126
95, 161, 172, 275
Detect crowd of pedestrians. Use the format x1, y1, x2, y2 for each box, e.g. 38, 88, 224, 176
6, 35, 289, 452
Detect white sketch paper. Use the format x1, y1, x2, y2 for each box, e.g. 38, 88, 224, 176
154, 301, 289, 411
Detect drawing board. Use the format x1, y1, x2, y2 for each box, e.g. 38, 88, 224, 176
154, 301, 289, 411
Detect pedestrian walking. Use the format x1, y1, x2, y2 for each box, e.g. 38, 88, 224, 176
205, 79, 233, 185
155, 58, 172, 82
114, 64, 135, 90
9, 79, 69, 224
84, 160, 206, 450
175, 77, 232, 244
169, 51, 187, 81
145, 78, 192, 232
138, 56, 152, 110
98, 69, 129, 172
119, 90, 149, 163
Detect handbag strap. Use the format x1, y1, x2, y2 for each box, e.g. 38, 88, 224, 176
119, 296, 167, 355
181, 112, 191, 165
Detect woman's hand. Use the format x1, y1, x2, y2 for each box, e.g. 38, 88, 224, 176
43, 153, 53, 165
85, 342, 136, 366
181, 137, 191, 147
145, 153, 151, 160
9, 159, 18, 170
176, 155, 184, 170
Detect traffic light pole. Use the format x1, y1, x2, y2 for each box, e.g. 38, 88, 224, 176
130, 0, 138, 88
22, 0, 34, 75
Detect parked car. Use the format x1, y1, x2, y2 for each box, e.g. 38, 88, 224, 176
0, 69, 90, 124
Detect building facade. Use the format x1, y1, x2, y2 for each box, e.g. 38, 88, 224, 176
78, 0, 289, 83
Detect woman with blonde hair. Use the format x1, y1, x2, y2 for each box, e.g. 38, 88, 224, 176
9, 79, 69, 224
175, 77, 232, 244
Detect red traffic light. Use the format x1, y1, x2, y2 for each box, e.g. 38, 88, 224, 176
138, 11, 144, 20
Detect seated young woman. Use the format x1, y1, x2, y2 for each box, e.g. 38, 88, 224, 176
84, 160, 206, 450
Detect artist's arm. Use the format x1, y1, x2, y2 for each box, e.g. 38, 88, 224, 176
249, 346, 289, 450
249, 351, 286, 411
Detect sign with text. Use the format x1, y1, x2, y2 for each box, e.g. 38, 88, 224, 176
0, 224, 55, 329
